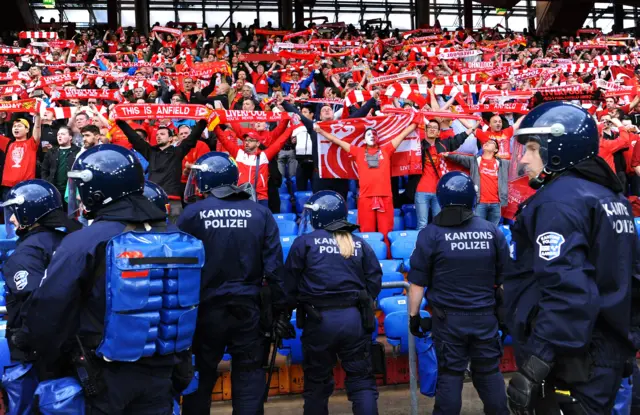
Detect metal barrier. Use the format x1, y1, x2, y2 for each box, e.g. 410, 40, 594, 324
0, 307, 5, 314
381, 281, 418, 415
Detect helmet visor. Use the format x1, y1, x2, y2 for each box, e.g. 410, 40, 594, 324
66, 169, 94, 218
66, 177, 84, 219
298, 204, 316, 236
184, 168, 201, 204
508, 134, 548, 184
0, 197, 19, 239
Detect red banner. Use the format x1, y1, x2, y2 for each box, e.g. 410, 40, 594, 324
112, 104, 210, 120
238, 53, 281, 62
317, 114, 422, 179
47, 88, 123, 102
455, 103, 530, 114
0, 99, 38, 113
213, 110, 291, 124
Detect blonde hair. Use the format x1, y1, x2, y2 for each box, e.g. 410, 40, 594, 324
334, 231, 355, 259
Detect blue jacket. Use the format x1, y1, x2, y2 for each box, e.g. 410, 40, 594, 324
177, 195, 287, 307
408, 216, 508, 310
3, 228, 66, 341
504, 169, 637, 365
284, 229, 382, 306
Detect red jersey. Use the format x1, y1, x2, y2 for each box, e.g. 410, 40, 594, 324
416, 145, 449, 194
599, 131, 629, 173
349, 145, 396, 198
478, 157, 500, 204
251, 72, 269, 95
476, 126, 514, 158
1, 137, 38, 187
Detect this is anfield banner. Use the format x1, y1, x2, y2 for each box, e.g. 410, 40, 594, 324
316, 114, 422, 179
112, 104, 210, 120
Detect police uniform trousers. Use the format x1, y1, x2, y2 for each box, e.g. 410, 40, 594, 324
431, 307, 509, 415
526, 335, 629, 415
301, 307, 378, 415
632, 362, 640, 414
182, 300, 265, 415
86, 362, 174, 415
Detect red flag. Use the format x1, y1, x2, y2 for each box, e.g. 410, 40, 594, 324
317, 114, 422, 179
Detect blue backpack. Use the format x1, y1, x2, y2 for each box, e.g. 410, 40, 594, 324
96, 223, 205, 362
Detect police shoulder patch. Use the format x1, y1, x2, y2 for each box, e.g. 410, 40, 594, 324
536, 232, 565, 261
13, 270, 28, 291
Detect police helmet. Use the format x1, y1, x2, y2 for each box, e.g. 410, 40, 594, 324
513, 101, 599, 173
67, 144, 144, 214
1, 179, 62, 227
186, 152, 242, 200
143, 181, 169, 216
303, 190, 357, 232
436, 172, 477, 210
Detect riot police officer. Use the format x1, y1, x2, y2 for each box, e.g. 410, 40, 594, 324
178, 152, 292, 415
407, 171, 509, 415
0, 179, 81, 414
23, 144, 205, 414
504, 101, 637, 414
285, 190, 382, 415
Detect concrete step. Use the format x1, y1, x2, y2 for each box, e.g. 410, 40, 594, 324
210, 375, 512, 415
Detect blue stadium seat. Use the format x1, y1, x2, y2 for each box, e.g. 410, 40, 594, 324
274, 213, 297, 221
503, 335, 512, 345
385, 310, 431, 354
354, 232, 384, 242
280, 236, 296, 260
294, 191, 313, 213
279, 309, 304, 364
349, 180, 358, 196
276, 219, 298, 236
391, 238, 417, 259
403, 258, 411, 272
392, 216, 404, 230
366, 240, 387, 260
387, 230, 419, 244
379, 259, 404, 273
394, 208, 402, 217
379, 295, 426, 317
402, 204, 417, 230
635, 218, 640, 238
377, 272, 405, 303
280, 195, 293, 214
347, 191, 357, 209
347, 209, 358, 224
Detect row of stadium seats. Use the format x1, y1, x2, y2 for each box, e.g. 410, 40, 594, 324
274, 209, 419, 237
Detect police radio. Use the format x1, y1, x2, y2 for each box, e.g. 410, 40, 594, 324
73, 336, 103, 397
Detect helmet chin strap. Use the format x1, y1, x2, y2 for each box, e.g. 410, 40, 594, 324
529, 167, 554, 190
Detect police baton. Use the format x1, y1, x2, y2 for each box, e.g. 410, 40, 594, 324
263, 332, 281, 403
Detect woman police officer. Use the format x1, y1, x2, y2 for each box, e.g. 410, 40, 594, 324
284, 190, 383, 415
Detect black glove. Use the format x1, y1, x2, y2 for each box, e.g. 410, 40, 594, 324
409, 314, 432, 338
273, 313, 296, 340
507, 355, 553, 415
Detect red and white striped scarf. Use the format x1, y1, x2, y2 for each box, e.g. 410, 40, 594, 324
19, 31, 58, 40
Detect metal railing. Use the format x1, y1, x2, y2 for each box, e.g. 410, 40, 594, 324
381, 280, 418, 415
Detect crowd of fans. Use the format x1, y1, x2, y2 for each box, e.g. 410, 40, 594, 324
0, 18, 639, 239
